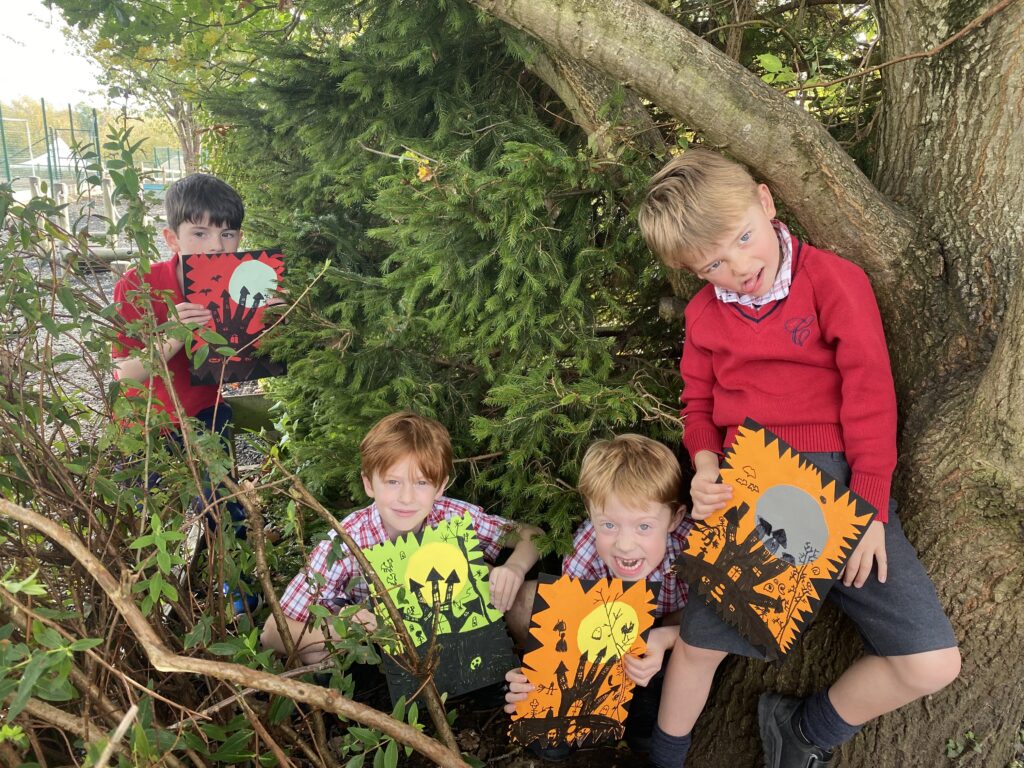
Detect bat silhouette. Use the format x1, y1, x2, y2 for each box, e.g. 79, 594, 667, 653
210, 274, 224, 283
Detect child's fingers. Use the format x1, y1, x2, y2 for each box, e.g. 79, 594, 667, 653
506, 668, 529, 684
354, 609, 377, 631
489, 572, 511, 610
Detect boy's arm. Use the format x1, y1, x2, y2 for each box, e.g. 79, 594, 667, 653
112, 276, 212, 384
818, 260, 897, 521
679, 300, 726, 462
489, 523, 541, 612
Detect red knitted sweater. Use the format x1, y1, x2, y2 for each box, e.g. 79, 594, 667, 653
680, 238, 896, 520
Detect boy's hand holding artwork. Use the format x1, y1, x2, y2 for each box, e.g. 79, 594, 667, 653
489, 562, 526, 612
689, 450, 733, 520
174, 301, 214, 327
841, 519, 887, 587
622, 625, 677, 687
503, 667, 532, 714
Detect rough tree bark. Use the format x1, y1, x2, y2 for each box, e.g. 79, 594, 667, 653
470, 1, 1024, 766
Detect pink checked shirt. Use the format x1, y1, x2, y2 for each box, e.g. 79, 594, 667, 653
279, 497, 510, 622
562, 518, 693, 617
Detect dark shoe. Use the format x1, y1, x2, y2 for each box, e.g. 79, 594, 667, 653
526, 741, 572, 762
758, 693, 834, 768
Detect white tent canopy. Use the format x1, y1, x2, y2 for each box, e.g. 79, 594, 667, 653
13, 136, 82, 169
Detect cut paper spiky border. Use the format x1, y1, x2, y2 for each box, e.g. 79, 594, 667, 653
363, 512, 515, 703
675, 419, 876, 659
509, 575, 658, 749
182, 249, 285, 385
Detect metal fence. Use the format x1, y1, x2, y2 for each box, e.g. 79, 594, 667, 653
0, 98, 184, 196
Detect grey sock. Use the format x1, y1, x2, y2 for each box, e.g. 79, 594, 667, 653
648, 723, 691, 768
799, 688, 862, 751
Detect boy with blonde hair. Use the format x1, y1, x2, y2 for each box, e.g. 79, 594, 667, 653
263, 411, 540, 664
505, 434, 693, 757
637, 149, 960, 768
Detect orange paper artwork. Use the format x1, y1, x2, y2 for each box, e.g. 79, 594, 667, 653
509, 576, 657, 750
676, 420, 876, 659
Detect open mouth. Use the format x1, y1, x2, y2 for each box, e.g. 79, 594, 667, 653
614, 557, 646, 578
742, 268, 764, 295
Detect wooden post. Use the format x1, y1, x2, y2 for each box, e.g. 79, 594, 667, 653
55, 183, 70, 232
101, 176, 117, 223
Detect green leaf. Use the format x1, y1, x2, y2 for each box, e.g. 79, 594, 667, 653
8, 652, 48, 719
68, 638, 104, 652
193, 344, 210, 368
345, 755, 365, 768
349, 727, 380, 746
757, 53, 784, 73
208, 642, 240, 657
383, 739, 398, 768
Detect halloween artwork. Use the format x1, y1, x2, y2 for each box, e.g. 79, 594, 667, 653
182, 250, 285, 385
362, 512, 516, 704
676, 419, 876, 659
509, 575, 658, 749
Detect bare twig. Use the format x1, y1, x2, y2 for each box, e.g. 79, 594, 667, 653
93, 704, 138, 768
785, 0, 1014, 93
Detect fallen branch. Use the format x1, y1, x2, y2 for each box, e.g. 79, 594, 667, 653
0, 498, 470, 768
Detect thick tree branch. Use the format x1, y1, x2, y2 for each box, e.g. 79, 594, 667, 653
469, 0, 914, 280
0, 499, 470, 768
524, 42, 665, 156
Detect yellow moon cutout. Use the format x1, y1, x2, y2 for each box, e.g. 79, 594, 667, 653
577, 601, 639, 660
404, 542, 469, 604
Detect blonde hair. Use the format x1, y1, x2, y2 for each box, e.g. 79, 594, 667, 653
578, 434, 682, 513
360, 411, 452, 488
638, 148, 761, 268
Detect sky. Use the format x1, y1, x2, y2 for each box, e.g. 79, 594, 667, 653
0, 0, 108, 106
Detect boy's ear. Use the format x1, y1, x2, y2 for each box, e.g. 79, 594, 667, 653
434, 476, 449, 499
757, 183, 777, 218
361, 472, 375, 499
162, 226, 180, 253
671, 502, 688, 527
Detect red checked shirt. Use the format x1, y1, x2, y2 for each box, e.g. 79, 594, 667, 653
279, 497, 511, 622
561, 519, 693, 617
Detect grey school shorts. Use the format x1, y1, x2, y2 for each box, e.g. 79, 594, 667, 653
679, 451, 957, 658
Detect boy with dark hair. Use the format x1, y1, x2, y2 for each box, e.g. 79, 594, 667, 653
113, 172, 244, 428
636, 148, 960, 768
113, 174, 250, 609
261, 411, 542, 664
504, 434, 693, 757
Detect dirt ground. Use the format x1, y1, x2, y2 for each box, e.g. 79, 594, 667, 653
402, 689, 651, 768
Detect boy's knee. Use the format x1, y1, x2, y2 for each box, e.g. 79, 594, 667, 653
889, 647, 961, 695
678, 639, 729, 671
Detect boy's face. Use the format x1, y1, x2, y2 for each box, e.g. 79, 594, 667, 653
362, 454, 446, 540
683, 184, 780, 298
590, 493, 684, 580
163, 215, 241, 257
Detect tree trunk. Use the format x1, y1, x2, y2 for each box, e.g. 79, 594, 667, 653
470, 0, 1024, 765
